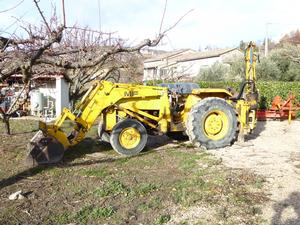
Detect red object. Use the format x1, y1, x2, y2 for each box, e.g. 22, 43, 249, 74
257, 94, 300, 121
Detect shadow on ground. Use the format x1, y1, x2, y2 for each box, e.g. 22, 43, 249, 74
0, 135, 174, 190
246, 121, 266, 141
145, 135, 175, 150
271, 192, 300, 225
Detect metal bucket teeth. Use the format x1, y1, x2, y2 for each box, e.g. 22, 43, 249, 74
26, 131, 65, 166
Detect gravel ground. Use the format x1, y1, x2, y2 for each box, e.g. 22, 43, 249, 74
210, 121, 300, 225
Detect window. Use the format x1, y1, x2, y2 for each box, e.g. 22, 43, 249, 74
159, 68, 168, 77
153, 68, 157, 76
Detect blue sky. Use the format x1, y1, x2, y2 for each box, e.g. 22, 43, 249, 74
1, 0, 300, 50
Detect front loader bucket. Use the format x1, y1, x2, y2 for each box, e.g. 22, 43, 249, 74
26, 131, 65, 166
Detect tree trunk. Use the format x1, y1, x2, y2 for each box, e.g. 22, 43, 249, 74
3, 116, 11, 135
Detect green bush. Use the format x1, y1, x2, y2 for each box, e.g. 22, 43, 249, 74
256, 57, 281, 80
198, 62, 230, 81
198, 81, 300, 109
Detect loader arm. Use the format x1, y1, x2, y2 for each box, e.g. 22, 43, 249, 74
27, 80, 168, 165
38, 81, 121, 149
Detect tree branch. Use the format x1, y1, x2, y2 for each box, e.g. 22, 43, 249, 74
33, 0, 51, 33
159, 0, 168, 34
162, 9, 194, 34
6, 81, 30, 114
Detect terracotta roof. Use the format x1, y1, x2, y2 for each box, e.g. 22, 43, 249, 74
9, 73, 64, 80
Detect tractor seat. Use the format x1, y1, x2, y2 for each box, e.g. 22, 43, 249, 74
158, 83, 200, 95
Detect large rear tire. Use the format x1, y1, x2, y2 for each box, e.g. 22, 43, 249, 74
186, 97, 237, 149
110, 119, 148, 156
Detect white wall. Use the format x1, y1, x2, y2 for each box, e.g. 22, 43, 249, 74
37, 80, 56, 99
143, 50, 197, 81
143, 57, 221, 81
177, 57, 221, 78
55, 77, 70, 117
39, 88, 56, 99
143, 49, 243, 81
143, 67, 157, 81
220, 49, 243, 62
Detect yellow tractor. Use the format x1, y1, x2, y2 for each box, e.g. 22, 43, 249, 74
27, 42, 259, 165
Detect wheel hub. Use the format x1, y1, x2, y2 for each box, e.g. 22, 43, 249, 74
204, 110, 229, 141
119, 127, 141, 149
205, 114, 223, 135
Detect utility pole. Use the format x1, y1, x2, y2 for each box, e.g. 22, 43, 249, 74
61, 0, 66, 27
265, 23, 270, 57
265, 22, 300, 57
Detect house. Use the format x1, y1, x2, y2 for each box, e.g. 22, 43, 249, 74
31, 75, 69, 118
0, 74, 69, 119
143, 48, 242, 81
143, 49, 196, 81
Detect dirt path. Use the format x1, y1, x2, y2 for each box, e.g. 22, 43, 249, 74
210, 121, 300, 225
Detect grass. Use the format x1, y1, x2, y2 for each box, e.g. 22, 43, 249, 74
2, 119, 39, 134
133, 183, 159, 196
169, 150, 219, 172
176, 152, 203, 171
93, 180, 159, 199
52, 212, 71, 225
0, 119, 268, 225
137, 197, 162, 212
156, 214, 171, 224
74, 205, 115, 222
168, 151, 225, 206
172, 177, 207, 206
94, 180, 129, 197
53, 205, 115, 225
80, 167, 110, 178
255, 177, 266, 189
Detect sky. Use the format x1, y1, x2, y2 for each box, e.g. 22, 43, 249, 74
1, 0, 300, 51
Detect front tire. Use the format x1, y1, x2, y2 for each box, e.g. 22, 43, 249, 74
110, 119, 148, 156
186, 97, 237, 149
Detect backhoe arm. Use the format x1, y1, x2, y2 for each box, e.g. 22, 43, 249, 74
235, 41, 259, 140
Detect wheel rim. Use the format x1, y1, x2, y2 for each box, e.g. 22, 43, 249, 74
203, 110, 229, 141
119, 127, 141, 149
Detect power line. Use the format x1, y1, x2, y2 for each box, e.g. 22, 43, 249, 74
165, 34, 175, 50
0, 0, 24, 13
0, 10, 29, 35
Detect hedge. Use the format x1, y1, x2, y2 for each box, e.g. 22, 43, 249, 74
198, 81, 300, 109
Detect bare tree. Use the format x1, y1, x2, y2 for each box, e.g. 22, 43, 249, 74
0, 0, 191, 134
0, 1, 65, 134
